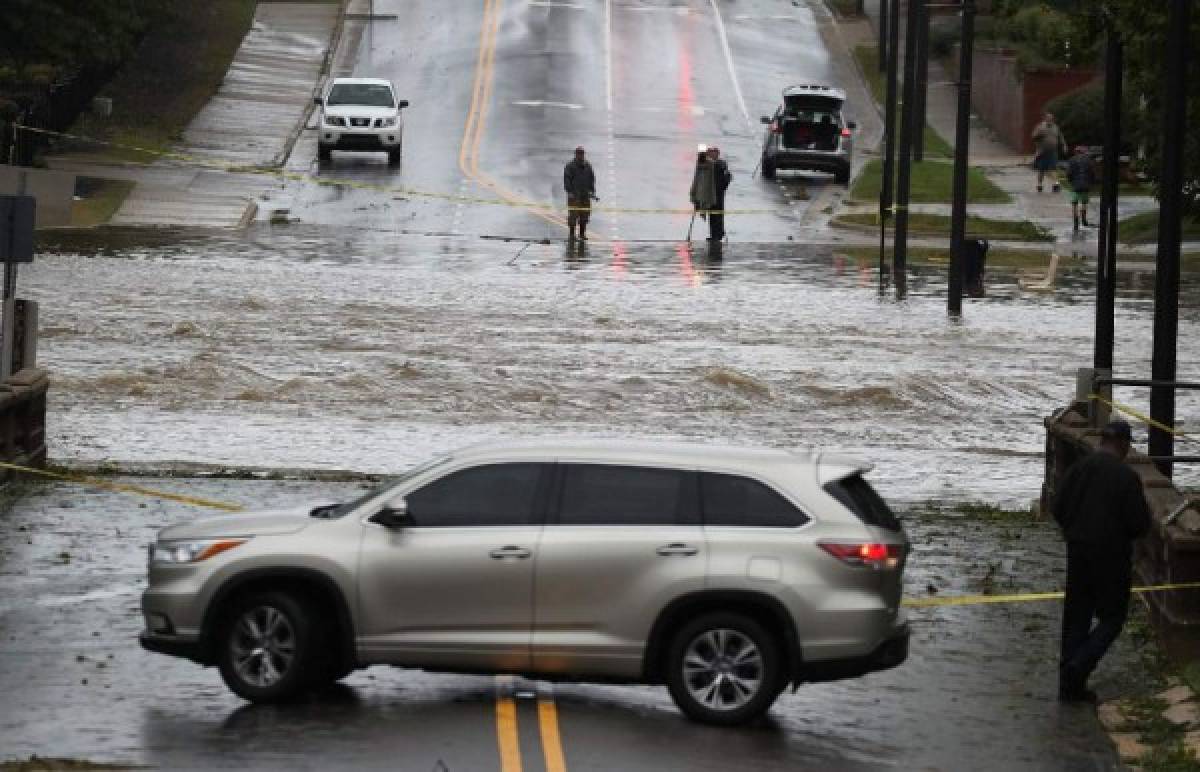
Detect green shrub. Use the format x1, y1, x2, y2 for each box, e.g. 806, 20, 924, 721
1045, 79, 1139, 151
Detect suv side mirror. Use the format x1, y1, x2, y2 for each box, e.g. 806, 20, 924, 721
398, 100, 410, 109
313, 95, 323, 106
370, 499, 412, 528
760, 115, 771, 124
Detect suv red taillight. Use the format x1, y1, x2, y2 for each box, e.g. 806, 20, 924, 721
818, 542, 903, 569
840, 127, 852, 138
770, 122, 781, 134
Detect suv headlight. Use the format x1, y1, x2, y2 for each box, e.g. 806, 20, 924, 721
324, 116, 346, 127
150, 538, 248, 564
378, 116, 397, 128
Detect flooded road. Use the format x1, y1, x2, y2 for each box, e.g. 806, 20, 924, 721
28, 226, 1200, 508
0, 478, 1148, 770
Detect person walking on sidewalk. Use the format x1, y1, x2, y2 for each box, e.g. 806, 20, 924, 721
1066, 145, 1098, 233
1053, 420, 1151, 703
1031, 113, 1067, 193
690, 146, 732, 241
564, 146, 596, 241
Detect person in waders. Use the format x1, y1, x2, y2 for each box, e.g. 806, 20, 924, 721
690, 146, 732, 241
1053, 420, 1151, 703
564, 146, 596, 241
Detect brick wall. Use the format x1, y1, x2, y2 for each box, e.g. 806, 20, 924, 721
1021, 68, 1099, 152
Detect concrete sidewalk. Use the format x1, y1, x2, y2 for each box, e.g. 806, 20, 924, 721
47, 2, 341, 228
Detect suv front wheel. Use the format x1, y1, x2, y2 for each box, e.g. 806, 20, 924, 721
217, 591, 319, 703
665, 612, 785, 726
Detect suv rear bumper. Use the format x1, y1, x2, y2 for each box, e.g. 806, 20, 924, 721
767, 150, 849, 175
799, 622, 909, 684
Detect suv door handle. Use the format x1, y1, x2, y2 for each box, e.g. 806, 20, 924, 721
656, 543, 699, 556
489, 546, 532, 560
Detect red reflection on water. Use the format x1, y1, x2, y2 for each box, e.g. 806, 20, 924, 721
676, 243, 700, 287
611, 241, 628, 277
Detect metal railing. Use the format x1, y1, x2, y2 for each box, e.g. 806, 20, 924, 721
1077, 368, 1200, 467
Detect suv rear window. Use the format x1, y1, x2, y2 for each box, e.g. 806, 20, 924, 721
701, 473, 809, 528
823, 474, 901, 531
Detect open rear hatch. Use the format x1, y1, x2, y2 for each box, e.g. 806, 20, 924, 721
781, 93, 845, 151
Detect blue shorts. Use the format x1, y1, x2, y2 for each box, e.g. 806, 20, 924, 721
1033, 151, 1059, 172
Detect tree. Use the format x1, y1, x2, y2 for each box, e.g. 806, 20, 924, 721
0, 0, 165, 77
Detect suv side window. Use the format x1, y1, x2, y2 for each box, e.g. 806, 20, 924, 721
405, 463, 544, 526
700, 472, 810, 528
557, 464, 694, 526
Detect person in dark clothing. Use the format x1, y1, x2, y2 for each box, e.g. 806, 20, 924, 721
1065, 145, 1098, 233
563, 146, 596, 241
1053, 420, 1152, 702
706, 146, 732, 241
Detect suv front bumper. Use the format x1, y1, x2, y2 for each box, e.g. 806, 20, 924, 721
319, 130, 401, 150
799, 622, 910, 684
140, 630, 209, 664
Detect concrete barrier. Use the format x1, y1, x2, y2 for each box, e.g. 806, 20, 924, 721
0, 167, 74, 227
1044, 403, 1200, 656
0, 367, 48, 478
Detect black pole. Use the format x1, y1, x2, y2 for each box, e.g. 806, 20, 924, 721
894, 0, 922, 297
1094, 27, 1121, 373
947, 0, 975, 316
913, 0, 930, 162
879, 0, 901, 258
1149, 0, 1190, 478
878, 0, 889, 72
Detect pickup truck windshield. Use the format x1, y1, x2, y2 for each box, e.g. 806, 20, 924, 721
327, 83, 394, 108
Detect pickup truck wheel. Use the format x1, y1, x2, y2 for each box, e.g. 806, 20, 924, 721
217, 591, 319, 703
834, 165, 850, 185
387, 148, 401, 166
761, 157, 776, 180
666, 612, 785, 726
318, 146, 332, 163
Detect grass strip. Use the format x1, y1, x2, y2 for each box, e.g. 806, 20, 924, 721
833, 210, 1052, 241
1118, 210, 1200, 245
836, 244, 1059, 270
70, 179, 134, 227
66, 0, 261, 162
849, 158, 1011, 204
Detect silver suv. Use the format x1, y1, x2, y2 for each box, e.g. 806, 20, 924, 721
760, 84, 856, 184
141, 439, 909, 726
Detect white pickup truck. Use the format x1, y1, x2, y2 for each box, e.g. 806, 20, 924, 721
314, 78, 409, 165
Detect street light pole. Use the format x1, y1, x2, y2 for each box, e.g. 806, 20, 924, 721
913, 0, 930, 162
1149, 0, 1191, 478
947, 0, 975, 316
894, 0, 923, 298
1094, 21, 1121, 374
879, 0, 901, 289
878, 0, 889, 72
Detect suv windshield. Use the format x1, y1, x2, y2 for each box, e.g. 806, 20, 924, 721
327, 83, 394, 108
325, 455, 451, 518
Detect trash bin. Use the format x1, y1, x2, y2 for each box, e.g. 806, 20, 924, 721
964, 238, 989, 297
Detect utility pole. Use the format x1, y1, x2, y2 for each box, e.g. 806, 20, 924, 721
878, 0, 889, 72
893, 0, 923, 297
1149, 0, 1190, 478
879, 0, 901, 289
913, 1, 930, 162
947, 0, 975, 316
1094, 20, 1121, 374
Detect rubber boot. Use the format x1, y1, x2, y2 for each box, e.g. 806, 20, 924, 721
568, 227, 576, 241
1073, 215, 1080, 233
579, 225, 587, 241
1082, 213, 1091, 228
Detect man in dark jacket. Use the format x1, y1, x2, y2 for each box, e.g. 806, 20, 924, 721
1065, 145, 1098, 233
1053, 420, 1152, 702
563, 146, 596, 241
705, 146, 732, 241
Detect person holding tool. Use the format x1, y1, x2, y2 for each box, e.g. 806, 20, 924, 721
564, 145, 596, 241
689, 145, 732, 242
1053, 420, 1151, 703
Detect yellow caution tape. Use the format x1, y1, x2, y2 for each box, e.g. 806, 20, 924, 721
16, 124, 775, 217
1088, 393, 1195, 444
904, 581, 1200, 609
0, 460, 244, 512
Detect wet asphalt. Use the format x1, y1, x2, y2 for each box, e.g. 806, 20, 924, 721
0, 478, 1144, 770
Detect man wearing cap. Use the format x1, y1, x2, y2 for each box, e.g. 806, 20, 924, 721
1053, 420, 1152, 702
563, 146, 596, 241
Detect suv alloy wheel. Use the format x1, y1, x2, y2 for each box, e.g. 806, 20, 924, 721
665, 612, 785, 726
217, 591, 318, 702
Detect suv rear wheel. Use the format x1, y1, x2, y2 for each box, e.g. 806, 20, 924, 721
217, 591, 319, 703
665, 612, 785, 726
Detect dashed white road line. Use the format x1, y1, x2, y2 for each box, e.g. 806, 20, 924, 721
708, 0, 756, 137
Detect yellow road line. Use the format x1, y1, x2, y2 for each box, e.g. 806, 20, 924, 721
494, 676, 523, 772
538, 689, 568, 772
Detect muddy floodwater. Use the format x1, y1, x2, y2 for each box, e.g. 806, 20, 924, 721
0, 478, 1150, 769
27, 226, 1200, 507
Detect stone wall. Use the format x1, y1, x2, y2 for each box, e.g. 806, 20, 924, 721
0, 367, 49, 477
